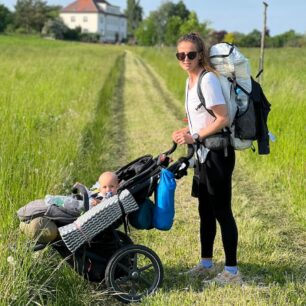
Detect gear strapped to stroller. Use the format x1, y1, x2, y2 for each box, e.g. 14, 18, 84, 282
19, 143, 194, 303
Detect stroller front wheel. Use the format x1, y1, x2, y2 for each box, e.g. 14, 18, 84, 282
105, 244, 164, 303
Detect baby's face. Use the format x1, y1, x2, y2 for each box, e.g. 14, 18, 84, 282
99, 174, 118, 196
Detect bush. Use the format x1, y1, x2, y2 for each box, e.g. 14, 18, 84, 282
15, 27, 30, 34
0, 4, 12, 33
79, 32, 100, 43
41, 18, 68, 39
63, 26, 81, 41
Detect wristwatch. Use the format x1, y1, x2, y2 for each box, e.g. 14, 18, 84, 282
192, 133, 201, 144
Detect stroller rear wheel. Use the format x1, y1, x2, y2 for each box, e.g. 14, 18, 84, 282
105, 244, 163, 303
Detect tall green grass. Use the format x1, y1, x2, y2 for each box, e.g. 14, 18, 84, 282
0, 35, 125, 304
133, 46, 306, 227
1, 36, 304, 305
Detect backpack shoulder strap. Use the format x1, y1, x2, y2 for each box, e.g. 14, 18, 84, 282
196, 70, 215, 118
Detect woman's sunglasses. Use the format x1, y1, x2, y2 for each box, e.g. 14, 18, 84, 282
176, 51, 198, 61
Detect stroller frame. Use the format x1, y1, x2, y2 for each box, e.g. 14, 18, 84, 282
33, 143, 194, 303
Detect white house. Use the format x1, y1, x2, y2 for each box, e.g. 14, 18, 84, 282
60, 0, 127, 43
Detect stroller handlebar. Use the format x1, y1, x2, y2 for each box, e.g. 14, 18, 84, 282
162, 142, 195, 160
167, 144, 195, 177
70, 143, 195, 207
162, 141, 177, 156
184, 144, 195, 161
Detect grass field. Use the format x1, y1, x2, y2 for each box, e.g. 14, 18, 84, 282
0, 36, 305, 305
0, 35, 126, 304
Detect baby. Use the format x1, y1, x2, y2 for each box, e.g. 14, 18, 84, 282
18, 172, 119, 243
90, 171, 119, 207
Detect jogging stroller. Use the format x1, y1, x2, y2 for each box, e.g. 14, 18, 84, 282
29, 143, 194, 303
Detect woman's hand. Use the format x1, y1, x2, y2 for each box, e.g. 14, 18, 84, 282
172, 130, 194, 145
172, 130, 180, 143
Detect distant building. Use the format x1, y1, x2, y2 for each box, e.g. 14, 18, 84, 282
60, 0, 127, 43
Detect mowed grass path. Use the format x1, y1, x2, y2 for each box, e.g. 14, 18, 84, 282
120, 51, 305, 306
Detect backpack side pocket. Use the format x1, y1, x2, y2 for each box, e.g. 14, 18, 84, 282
234, 98, 257, 140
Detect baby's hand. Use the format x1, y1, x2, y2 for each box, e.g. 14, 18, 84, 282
91, 198, 102, 206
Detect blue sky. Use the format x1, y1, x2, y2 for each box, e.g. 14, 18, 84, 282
1, 0, 305, 36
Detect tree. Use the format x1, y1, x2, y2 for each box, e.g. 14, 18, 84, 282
125, 0, 143, 38
0, 4, 12, 32
297, 34, 306, 47
134, 16, 157, 46
265, 30, 304, 48
162, 1, 191, 46
46, 5, 62, 20
230, 32, 246, 46
150, 3, 173, 45
238, 29, 261, 47
14, 0, 50, 33
139, 1, 191, 46
164, 16, 182, 46
134, 2, 207, 46
168, 0, 189, 21
179, 12, 209, 39
14, 0, 35, 32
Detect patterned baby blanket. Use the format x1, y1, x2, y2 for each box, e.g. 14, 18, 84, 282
58, 189, 138, 252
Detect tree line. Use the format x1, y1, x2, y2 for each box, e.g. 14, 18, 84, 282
1, 0, 305, 48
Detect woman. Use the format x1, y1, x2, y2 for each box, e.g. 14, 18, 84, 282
172, 32, 241, 284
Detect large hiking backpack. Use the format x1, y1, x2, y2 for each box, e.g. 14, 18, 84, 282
197, 42, 271, 154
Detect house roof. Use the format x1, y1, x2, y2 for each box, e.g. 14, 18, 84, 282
61, 0, 99, 13
61, 0, 117, 13
61, 0, 126, 17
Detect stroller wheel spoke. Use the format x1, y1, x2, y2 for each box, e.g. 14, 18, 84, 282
116, 275, 129, 285
117, 262, 130, 273
130, 280, 138, 296
138, 263, 153, 273
139, 275, 152, 287
132, 253, 138, 270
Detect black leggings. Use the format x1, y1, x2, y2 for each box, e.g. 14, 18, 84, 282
196, 146, 238, 266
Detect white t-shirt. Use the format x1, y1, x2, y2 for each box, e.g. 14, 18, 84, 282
185, 72, 225, 135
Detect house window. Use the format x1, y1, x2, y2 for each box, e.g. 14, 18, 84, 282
83, 16, 88, 22
83, 29, 88, 33
71, 16, 75, 22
